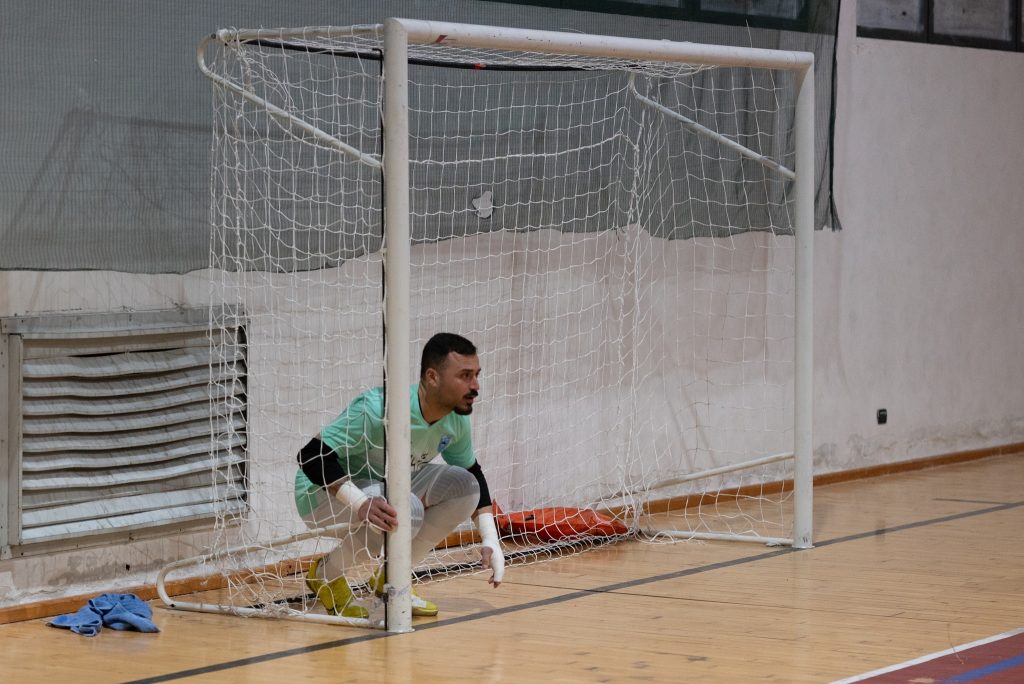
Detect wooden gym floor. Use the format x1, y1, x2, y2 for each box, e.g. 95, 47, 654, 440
1, 452, 1021, 683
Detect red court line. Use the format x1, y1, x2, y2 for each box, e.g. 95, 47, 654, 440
834, 629, 1024, 683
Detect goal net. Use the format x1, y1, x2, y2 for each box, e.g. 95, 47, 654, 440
164, 20, 813, 629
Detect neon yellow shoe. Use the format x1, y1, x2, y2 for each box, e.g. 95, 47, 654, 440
305, 558, 369, 619
370, 570, 438, 617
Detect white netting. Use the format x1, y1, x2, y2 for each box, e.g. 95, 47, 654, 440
198, 25, 799, 621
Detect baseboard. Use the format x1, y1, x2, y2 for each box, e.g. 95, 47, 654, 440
811, 441, 1024, 486
2, 442, 1020, 625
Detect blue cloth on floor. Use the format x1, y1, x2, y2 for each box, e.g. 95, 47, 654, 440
49, 593, 159, 637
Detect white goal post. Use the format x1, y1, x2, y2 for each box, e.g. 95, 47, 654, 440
164, 18, 814, 635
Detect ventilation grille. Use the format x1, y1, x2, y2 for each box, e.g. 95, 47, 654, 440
3, 309, 247, 547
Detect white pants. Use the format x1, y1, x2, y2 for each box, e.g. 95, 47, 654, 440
302, 463, 479, 581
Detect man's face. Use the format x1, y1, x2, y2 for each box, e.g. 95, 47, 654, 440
429, 352, 481, 415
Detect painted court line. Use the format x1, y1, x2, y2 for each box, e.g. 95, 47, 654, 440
934, 497, 1014, 506
948, 653, 1024, 683
831, 628, 1024, 683
124, 499, 1024, 684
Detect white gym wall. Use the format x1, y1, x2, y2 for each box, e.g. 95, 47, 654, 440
820, 0, 1024, 472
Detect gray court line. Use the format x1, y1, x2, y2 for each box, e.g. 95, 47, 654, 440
933, 497, 1013, 506
123, 499, 1024, 684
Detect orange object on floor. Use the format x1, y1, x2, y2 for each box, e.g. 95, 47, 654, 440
493, 502, 628, 542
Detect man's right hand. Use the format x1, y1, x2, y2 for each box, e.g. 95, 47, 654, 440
359, 496, 398, 532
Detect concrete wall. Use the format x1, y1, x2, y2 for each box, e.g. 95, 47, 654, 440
816, 0, 1024, 472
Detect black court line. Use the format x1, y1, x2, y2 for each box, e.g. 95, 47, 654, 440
933, 497, 1014, 506
124, 499, 1024, 684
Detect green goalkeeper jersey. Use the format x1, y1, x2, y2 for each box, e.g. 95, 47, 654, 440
294, 383, 475, 516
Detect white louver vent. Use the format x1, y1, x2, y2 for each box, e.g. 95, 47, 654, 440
1, 308, 247, 551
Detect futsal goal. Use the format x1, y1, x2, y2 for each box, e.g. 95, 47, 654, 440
159, 18, 814, 633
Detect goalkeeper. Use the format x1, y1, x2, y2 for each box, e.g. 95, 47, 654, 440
294, 333, 504, 619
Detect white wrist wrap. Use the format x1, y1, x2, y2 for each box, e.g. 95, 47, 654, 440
476, 512, 505, 582
334, 480, 369, 512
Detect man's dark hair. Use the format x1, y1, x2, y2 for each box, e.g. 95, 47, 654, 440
420, 332, 477, 378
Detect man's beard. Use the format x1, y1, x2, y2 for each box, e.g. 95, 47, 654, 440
454, 390, 478, 415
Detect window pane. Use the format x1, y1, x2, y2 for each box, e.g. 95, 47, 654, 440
701, 0, 803, 20
934, 0, 1012, 41
857, 0, 925, 33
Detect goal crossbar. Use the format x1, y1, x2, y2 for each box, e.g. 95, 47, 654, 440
214, 20, 814, 71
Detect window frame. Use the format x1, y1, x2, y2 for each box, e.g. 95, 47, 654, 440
857, 0, 1023, 52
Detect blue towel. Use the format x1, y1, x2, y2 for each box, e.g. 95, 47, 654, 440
50, 593, 159, 637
